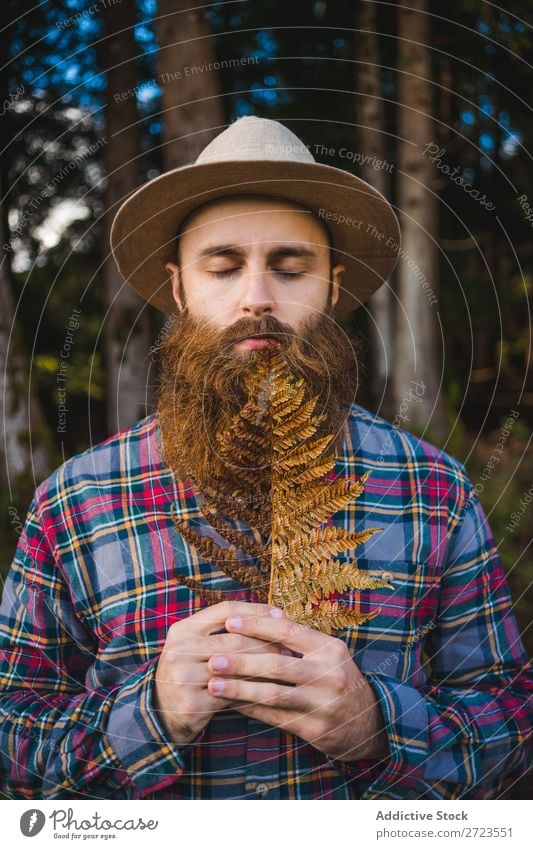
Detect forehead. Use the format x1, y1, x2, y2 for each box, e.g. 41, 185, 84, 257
177, 194, 331, 252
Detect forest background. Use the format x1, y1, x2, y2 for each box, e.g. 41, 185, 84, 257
0, 0, 531, 797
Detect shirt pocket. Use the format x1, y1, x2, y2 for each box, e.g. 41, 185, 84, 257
334, 557, 440, 682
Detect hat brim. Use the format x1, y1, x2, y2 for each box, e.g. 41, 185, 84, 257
110, 159, 401, 317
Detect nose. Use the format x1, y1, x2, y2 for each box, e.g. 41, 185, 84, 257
238, 267, 274, 317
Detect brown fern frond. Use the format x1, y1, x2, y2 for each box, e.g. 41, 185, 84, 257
218, 425, 269, 458
274, 494, 365, 538
275, 434, 334, 470
177, 575, 225, 605
275, 473, 378, 539
282, 600, 381, 635
205, 514, 264, 560
282, 526, 383, 563
171, 510, 228, 560
171, 350, 391, 635
273, 395, 320, 433
212, 463, 265, 491
271, 555, 392, 604
308, 525, 384, 549
194, 484, 265, 525
279, 478, 359, 524
171, 509, 267, 596
178, 573, 269, 606
277, 457, 336, 490
270, 380, 306, 418
273, 422, 320, 452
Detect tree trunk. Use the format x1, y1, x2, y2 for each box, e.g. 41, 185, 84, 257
394, 0, 446, 440
0, 181, 51, 495
356, 0, 393, 416
101, 0, 153, 434
157, 0, 225, 169
0, 4, 53, 514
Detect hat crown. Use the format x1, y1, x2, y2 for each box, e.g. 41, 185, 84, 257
196, 116, 316, 165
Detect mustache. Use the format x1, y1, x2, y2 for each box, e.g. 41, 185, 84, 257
159, 309, 363, 395
209, 314, 296, 348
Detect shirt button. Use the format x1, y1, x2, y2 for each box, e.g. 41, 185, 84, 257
381, 571, 394, 583
255, 782, 269, 798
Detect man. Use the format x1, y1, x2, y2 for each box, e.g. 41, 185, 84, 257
0, 117, 531, 800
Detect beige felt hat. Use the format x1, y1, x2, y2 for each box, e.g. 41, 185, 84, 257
110, 116, 401, 316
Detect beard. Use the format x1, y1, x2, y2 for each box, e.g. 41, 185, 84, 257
155, 306, 364, 487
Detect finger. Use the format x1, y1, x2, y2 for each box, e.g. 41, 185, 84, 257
225, 608, 329, 655
195, 633, 288, 660
163, 633, 286, 665
207, 676, 308, 712
235, 702, 300, 733
158, 685, 240, 719
207, 651, 314, 686
178, 600, 283, 637
156, 663, 210, 687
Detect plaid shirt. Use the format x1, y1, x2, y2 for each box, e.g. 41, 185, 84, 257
0, 407, 531, 800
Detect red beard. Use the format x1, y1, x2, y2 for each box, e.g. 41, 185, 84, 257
156, 310, 364, 485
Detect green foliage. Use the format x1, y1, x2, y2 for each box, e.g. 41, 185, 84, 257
446, 416, 533, 656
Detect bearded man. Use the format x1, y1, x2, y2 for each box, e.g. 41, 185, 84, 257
0, 117, 531, 801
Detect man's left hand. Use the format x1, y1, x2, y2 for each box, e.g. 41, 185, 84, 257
206, 603, 390, 763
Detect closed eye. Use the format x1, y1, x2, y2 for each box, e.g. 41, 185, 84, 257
275, 270, 305, 278
207, 268, 305, 279
206, 268, 239, 278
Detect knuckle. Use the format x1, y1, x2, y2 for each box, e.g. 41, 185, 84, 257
321, 699, 338, 722
210, 599, 237, 618
330, 669, 349, 692
297, 658, 312, 679
224, 599, 243, 615
282, 619, 300, 641
228, 634, 245, 652
332, 637, 349, 660
204, 634, 220, 652
307, 721, 325, 743
272, 657, 287, 679
273, 687, 295, 709
160, 642, 180, 667
316, 718, 332, 739
288, 618, 302, 636
168, 620, 182, 641
281, 654, 301, 680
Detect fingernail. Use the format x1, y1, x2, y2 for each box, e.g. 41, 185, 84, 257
210, 678, 225, 694
211, 655, 228, 671
269, 607, 284, 618
227, 616, 242, 628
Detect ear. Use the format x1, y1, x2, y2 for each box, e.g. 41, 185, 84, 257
165, 261, 184, 311
330, 263, 345, 309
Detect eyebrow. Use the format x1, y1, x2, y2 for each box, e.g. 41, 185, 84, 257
197, 244, 318, 261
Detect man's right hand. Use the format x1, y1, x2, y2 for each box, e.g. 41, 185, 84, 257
152, 600, 288, 746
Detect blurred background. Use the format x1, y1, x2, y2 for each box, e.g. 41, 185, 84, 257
0, 0, 531, 795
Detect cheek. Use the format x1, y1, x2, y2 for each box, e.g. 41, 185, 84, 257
281, 281, 329, 320
184, 279, 233, 320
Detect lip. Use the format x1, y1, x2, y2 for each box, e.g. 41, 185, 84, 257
234, 335, 281, 350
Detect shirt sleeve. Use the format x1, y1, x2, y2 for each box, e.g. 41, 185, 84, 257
343, 487, 532, 799
0, 494, 199, 800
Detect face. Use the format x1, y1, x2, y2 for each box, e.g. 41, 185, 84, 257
157, 195, 361, 487
164, 195, 345, 353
